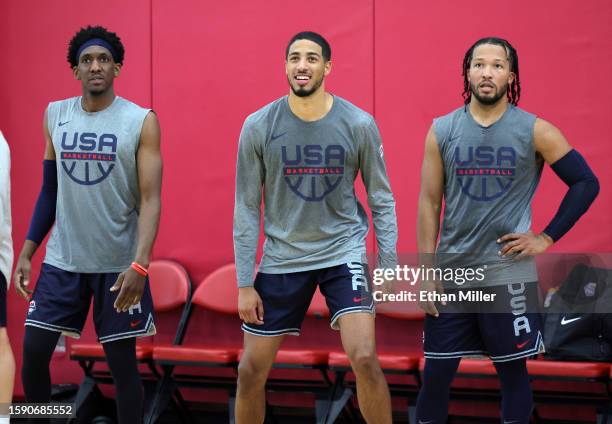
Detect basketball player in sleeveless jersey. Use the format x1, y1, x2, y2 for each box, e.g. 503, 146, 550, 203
13, 26, 162, 424
416, 37, 599, 424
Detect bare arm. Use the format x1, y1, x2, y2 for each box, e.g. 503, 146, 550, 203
417, 125, 444, 255
416, 125, 446, 316
133, 112, 163, 268
532, 118, 572, 165
111, 111, 162, 312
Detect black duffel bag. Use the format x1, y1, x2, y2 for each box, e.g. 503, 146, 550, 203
543, 263, 612, 361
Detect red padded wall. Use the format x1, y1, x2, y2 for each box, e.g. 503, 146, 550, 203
0, 0, 610, 405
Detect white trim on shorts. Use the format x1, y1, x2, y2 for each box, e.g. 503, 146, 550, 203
98, 313, 156, 344
424, 331, 546, 362
330, 301, 375, 330
241, 324, 301, 337
489, 331, 545, 363
423, 349, 487, 359
25, 319, 81, 338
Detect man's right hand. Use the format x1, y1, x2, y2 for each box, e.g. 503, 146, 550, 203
238, 286, 264, 325
418, 279, 445, 317
14, 254, 33, 300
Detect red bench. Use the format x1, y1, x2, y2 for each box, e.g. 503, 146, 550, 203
145, 263, 240, 423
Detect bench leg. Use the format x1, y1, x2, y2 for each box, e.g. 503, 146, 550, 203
74, 375, 100, 413
315, 392, 331, 424
596, 403, 612, 424
408, 405, 417, 424
144, 372, 184, 424
325, 387, 353, 423
228, 391, 236, 424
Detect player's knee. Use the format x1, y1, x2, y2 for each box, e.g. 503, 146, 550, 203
348, 347, 380, 378
237, 357, 269, 389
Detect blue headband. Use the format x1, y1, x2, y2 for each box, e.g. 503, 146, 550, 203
76, 38, 119, 63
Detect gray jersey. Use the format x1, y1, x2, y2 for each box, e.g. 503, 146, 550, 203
234, 95, 397, 287
44, 96, 150, 273
434, 105, 542, 286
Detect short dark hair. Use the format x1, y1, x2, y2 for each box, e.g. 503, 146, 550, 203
67, 25, 125, 67
462, 37, 521, 106
286, 31, 331, 62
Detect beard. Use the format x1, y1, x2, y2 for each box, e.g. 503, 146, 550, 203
470, 80, 508, 105
288, 74, 324, 97
85, 78, 109, 96
88, 87, 107, 96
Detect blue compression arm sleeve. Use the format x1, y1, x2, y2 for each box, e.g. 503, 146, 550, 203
542, 149, 599, 242
26, 160, 58, 244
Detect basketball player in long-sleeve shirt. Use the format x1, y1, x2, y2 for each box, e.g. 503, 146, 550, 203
233, 31, 398, 424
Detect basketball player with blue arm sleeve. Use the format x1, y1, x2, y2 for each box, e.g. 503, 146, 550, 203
13, 26, 161, 424
233, 31, 397, 424
416, 37, 599, 424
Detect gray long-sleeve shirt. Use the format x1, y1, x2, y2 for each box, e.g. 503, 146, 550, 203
233, 95, 397, 287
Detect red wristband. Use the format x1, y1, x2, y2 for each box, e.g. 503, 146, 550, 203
131, 261, 148, 277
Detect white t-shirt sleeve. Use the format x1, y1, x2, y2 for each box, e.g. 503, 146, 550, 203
0, 131, 13, 286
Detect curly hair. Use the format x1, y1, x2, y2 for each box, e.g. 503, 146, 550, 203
462, 37, 520, 106
67, 25, 125, 67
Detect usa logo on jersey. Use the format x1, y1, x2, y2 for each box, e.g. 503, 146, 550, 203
282, 144, 345, 201
60, 131, 117, 185
454, 146, 516, 201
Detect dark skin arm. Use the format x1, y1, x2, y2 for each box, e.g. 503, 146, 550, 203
498, 118, 572, 258
14, 108, 56, 300
110, 112, 162, 312
416, 125, 446, 317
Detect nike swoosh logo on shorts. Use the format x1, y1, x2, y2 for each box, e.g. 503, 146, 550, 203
516, 339, 530, 349
58, 121, 71, 127
130, 320, 142, 328
561, 316, 581, 325
270, 131, 287, 141
419, 420, 434, 424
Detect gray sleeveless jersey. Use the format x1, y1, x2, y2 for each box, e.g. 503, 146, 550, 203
434, 105, 542, 286
44, 96, 150, 272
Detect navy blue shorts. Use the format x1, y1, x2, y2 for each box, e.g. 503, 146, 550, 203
242, 262, 374, 337
25, 263, 156, 343
423, 282, 544, 362
0, 272, 6, 327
